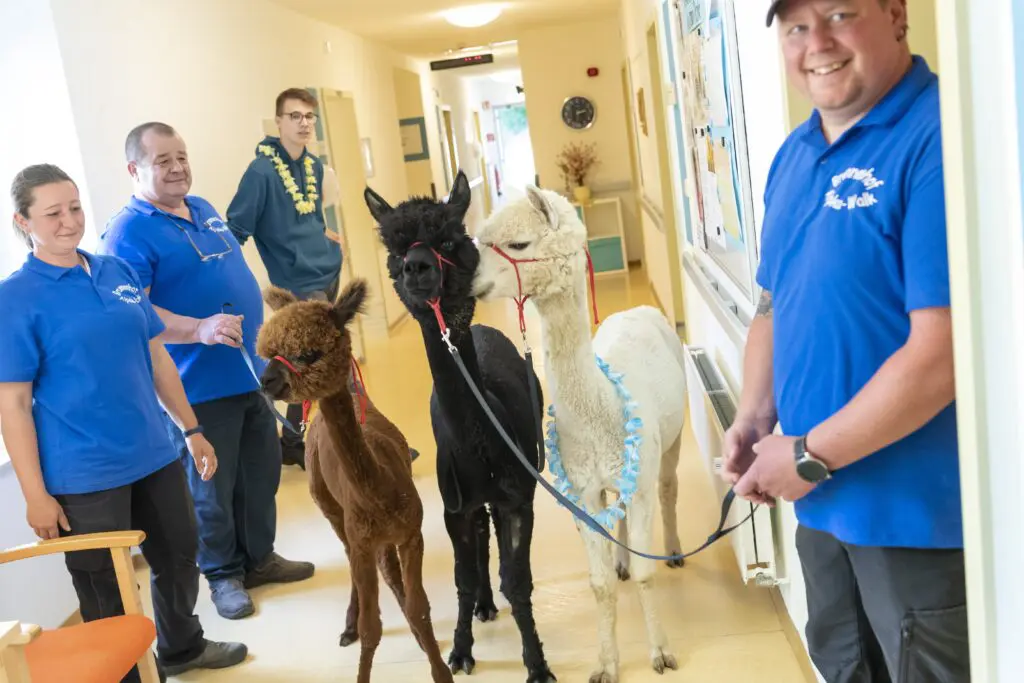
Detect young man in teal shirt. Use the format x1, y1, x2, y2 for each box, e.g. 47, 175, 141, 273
226, 88, 342, 467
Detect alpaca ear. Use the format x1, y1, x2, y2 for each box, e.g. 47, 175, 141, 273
263, 286, 298, 311
330, 278, 368, 331
364, 186, 394, 224
447, 170, 472, 214
525, 185, 558, 230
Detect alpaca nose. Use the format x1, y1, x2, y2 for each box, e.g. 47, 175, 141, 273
260, 363, 288, 399
402, 251, 439, 290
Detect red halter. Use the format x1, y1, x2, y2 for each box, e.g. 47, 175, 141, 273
402, 240, 600, 349
273, 355, 370, 426
487, 245, 600, 338
405, 242, 457, 339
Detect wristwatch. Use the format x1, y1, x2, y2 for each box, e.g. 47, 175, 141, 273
794, 436, 831, 483
183, 425, 204, 438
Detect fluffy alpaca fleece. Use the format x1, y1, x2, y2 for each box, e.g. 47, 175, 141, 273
363, 172, 556, 683
257, 279, 453, 683
472, 186, 689, 683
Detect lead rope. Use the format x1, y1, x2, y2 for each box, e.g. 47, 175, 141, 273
418, 243, 753, 561
350, 356, 369, 425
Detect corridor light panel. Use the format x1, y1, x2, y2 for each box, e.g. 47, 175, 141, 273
442, 4, 504, 28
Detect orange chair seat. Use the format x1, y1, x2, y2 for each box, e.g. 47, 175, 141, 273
25, 615, 156, 683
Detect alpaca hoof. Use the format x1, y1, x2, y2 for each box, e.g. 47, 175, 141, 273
338, 628, 358, 647
615, 562, 630, 581
651, 651, 678, 674
588, 669, 617, 683
474, 599, 499, 622
665, 556, 685, 569
448, 650, 476, 675
526, 666, 558, 683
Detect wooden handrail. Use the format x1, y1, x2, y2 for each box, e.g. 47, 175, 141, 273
0, 531, 145, 565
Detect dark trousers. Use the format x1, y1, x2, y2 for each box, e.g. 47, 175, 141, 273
55, 460, 205, 679
282, 274, 340, 453
170, 391, 282, 581
797, 525, 971, 683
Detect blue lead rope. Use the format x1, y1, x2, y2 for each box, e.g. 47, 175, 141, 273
222, 301, 301, 435
238, 343, 302, 435
450, 343, 756, 562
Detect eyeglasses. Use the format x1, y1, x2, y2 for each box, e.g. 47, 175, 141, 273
165, 215, 234, 262
283, 111, 318, 123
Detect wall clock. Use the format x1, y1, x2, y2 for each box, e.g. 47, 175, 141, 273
561, 95, 596, 130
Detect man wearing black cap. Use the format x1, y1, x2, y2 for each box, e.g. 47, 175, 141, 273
722, 1, 970, 681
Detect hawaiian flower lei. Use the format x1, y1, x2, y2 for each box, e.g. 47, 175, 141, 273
258, 145, 319, 215
544, 354, 642, 531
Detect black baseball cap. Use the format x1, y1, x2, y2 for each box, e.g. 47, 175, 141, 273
766, 0, 787, 26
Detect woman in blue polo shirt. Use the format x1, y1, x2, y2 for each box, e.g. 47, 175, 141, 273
0, 164, 245, 680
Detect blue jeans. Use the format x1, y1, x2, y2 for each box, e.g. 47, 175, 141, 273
165, 391, 282, 581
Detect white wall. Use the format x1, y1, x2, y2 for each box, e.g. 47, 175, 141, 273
0, 0, 95, 628
0, 1, 95, 278
47, 0, 438, 290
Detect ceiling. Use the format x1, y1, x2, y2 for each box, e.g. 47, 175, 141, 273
267, 0, 620, 58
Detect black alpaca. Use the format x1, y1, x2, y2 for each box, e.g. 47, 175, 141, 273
364, 171, 555, 683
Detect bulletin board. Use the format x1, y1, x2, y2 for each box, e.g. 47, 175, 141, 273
677, 0, 760, 303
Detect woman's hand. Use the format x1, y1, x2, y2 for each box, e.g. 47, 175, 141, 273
26, 491, 70, 540
186, 433, 218, 481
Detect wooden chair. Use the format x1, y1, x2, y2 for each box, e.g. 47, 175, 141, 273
0, 531, 159, 683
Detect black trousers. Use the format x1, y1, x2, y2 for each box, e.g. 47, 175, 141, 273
177, 391, 282, 581
797, 524, 971, 683
282, 273, 340, 453
55, 460, 205, 678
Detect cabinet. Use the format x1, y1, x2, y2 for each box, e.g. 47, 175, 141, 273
572, 196, 628, 275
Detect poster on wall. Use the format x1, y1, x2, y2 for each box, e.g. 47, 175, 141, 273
677, 0, 760, 302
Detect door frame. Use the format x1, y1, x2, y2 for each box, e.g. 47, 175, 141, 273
935, 0, 1024, 679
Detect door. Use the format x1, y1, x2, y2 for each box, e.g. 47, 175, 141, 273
320, 90, 406, 335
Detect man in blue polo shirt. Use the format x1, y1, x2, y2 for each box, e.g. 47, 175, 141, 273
100, 122, 315, 621
225, 88, 342, 468
722, 1, 969, 681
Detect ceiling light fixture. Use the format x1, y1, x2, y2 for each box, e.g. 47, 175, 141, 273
442, 4, 504, 28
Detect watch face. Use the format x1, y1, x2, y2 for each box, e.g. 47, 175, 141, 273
796, 458, 830, 483
562, 96, 595, 130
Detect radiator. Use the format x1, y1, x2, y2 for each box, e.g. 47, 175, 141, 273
683, 346, 779, 587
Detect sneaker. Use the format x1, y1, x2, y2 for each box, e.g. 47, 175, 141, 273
161, 639, 248, 676
244, 552, 315, 589
210, 578, 254, 620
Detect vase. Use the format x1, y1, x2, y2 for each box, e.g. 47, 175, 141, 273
573, 185, 592, 204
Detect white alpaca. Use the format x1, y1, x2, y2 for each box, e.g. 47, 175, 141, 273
472, 187, 688, 683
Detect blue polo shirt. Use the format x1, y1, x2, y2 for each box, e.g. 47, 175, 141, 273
99, 196, 266, 406
0, 252, 179, 495
757, 56, 961, 549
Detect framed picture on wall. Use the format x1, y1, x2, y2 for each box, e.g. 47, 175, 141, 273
399, 117, 429, 161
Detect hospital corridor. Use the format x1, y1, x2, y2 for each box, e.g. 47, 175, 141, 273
1, 1, 1022, 682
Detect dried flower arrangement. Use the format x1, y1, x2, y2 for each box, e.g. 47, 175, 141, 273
556, 141, 599, 192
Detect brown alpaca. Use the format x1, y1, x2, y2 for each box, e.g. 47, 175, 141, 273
256, 278, 453, 683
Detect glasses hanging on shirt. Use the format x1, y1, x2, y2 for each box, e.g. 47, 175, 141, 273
165, 215, 234, 262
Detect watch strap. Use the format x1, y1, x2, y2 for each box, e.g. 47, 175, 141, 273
183, 425, 204, 438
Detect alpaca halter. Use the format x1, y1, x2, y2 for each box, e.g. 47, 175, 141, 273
487, 245, 600, 345
404, 242, 458, 351
273, 355, 369, 426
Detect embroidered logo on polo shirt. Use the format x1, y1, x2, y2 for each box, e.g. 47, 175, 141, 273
205, 217, 230, 233
823, 166, 884, 211
113, 284, 142, 304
